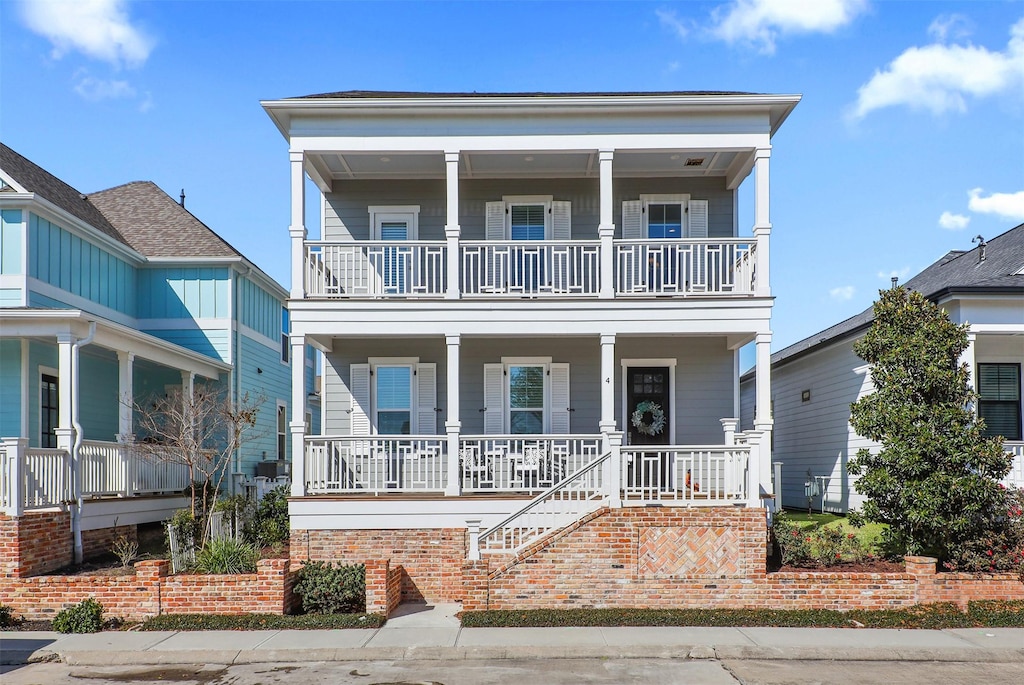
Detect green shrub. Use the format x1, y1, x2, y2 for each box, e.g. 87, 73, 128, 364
967, 600, 1024, 627
244, 486, 290, 548
0, 604, 14, 628
52, 598, 103, 633
772, 512, 874, 567
193, 538, 259, 574
293, 561, 365, 614
138, 612, 384, 631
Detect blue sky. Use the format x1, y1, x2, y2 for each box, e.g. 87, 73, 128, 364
2, 0, 1022, 355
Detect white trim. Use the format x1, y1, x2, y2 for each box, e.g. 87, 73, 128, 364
236, 323, 279, 354
639, 193, 692, 238
620, 358, 677, 445
502, 196, 552, 240
368, 356, 420, 366
25, 276, 136, 328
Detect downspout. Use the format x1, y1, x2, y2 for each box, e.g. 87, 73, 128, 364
70, 320, 97, 564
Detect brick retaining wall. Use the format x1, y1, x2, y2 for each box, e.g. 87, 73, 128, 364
0, 511, 72, 578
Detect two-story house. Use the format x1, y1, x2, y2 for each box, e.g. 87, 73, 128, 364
0, 144, 317, 560
264, 91, 799, 604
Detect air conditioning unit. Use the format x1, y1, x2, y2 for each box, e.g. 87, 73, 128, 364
256, 460, 291, 479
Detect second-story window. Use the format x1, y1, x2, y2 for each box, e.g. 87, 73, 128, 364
510, 204, 546, 241
646, 203, 683, 239
374, 365, 413, 435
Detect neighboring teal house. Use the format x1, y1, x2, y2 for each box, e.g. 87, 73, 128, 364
0, 144, 318, 531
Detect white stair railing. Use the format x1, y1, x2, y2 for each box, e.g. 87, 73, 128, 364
475, 451, 610, 557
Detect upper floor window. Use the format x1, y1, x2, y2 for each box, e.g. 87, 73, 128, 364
622, 195, 708, 240
979, 363, 1021, 441
281, 308, 289, 364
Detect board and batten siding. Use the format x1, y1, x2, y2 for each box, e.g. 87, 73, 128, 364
323, 177, 734, 241
77, 347, 120, 442
237, 333, 290, 471
1, 209, 23, 275
238, 276, 284, 341
0, 340, 22, 437
136, 267, 230, 320
141, 328, 231, 363
768, 338, 875, 514
28, 212, 137, 316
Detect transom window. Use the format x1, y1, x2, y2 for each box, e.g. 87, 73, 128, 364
978, 363, 1022, 440
509, 365, 545, 434
375, 365, 412, 435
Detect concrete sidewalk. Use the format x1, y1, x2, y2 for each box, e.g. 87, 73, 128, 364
2, 604, 1022, 666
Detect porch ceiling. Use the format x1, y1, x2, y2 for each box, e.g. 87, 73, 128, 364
309, 148, 748, 182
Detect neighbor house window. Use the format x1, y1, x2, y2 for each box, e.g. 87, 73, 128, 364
509, 365, 545, 434
41, 373, 58, 448
978, 363, 1022, 440
374, 365, 412, 435
276, 402, 287, 459
281, 308, 289, 364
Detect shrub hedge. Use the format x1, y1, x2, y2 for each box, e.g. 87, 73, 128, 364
139, 612, 384, 631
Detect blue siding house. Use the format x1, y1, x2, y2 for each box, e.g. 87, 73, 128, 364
0, 144, 318, 540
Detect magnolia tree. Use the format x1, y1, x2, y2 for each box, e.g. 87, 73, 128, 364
132, 383, 264, 544
848, 287, 1023, 573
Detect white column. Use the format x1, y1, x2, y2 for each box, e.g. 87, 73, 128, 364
289, 150, 307, 300
444, 151, 461, 300
445, 334, 462, 495
116, 351, 135, 443
753, 148, 771, 298
961, 330, 978, 414
598, 150, 615, 299
606, 430, 623, 508
720, 418, 738, 445
55, 334, 75, 451
2, 438, 27, 516
290, 334, 307, 497
754, 332, 773, 497
599, 334, 617, 431
466, 518, 482, 561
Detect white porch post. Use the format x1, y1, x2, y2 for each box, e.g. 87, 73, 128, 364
289, 150, 307, 300
55, 334, 75, 452
961, 330, 978, 414
720, 418, 738, 446
753, 148, 771, 298
754, 332, 773, 499
290, 334, 307, 498
599, 334, 620, 506
466, 518, 481, 561
606, 430, 623, 508
598, 150, 615, 299
116, 351, 135, 443
445, 334, 462, 496
444, 151, 461, 300
2, 438, 27, 516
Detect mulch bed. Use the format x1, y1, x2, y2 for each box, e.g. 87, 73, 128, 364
772, 560, 905, 573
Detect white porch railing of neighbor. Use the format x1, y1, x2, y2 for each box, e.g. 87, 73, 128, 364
304, 436, 448, 494
0, 439, 72, 515
460, 241, 601, 297
614, 239, 755, 295
305, 241, 447, 298
80, 440, 192, 497
620, 445, 749, 503
1005, 441, 1024, 488
477, 451, 610, 554
458, 435, 603, 493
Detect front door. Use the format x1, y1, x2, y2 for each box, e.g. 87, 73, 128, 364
626, 367, 671, 446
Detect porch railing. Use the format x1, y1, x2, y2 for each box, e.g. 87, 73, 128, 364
620, 445, 749, 503
458, 435, 603, 493
460, 241, 601, 297
80, 440, 193, 497
1, 440, 72, 514
1005, 441, 1024, 488
614, 239, 755, 295
305, 241, 447, 298
304, 435, 448, 494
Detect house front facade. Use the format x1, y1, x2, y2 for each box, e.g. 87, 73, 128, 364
0, 145, 317, 560
264, 91, 799, 602
742, 225, 1024, 513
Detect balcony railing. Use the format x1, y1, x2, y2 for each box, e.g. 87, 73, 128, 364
304, 435, 448, 494
80, 440, 193, 497
458, 435, 603, 492
303, 238, 756, 299
305, 241, 447, 298
620, 445, 749, 503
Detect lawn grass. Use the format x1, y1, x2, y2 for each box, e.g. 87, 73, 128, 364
782, 508, 888, 550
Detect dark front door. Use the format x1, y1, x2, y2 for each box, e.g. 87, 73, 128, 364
626, 367, 671, 446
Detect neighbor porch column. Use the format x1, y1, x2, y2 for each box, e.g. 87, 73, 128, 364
289, 150, 307, 300
598, 150, 615, 299
753, 147, 771, 298
445, 334, 462, 495
290, 334, 307, 497
961, 330, 978, 414
754, 332, 773, 497
55, 333, 75, 452
117, 351, 135, 443
444, 151, 461, 300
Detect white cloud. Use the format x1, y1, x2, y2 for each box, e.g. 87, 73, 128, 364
74, 75, 135, 101
829, 285, 856, 301
938, 211, 971, 231
968, 188, 1024, 221
851, 17, 1024, 119
20, 0, 153, 68
877, 267, 911, 282
656, 8, 690, 40
708, 0, 868, 54
928, 14, 971, 43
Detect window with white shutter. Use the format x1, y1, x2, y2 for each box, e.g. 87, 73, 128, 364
350, 358, 435, 435
482, 358, 571, 435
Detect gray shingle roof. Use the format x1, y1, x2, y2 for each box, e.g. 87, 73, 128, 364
771, 223, 1024, 370
295, 90, 758, 99
0, 143, 127, 246
87, 181, 241, 259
